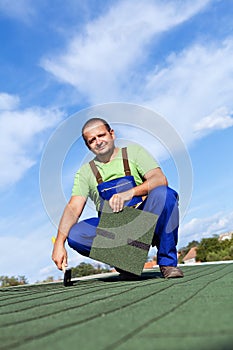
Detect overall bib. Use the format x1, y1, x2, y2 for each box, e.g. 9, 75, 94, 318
67, 147, 179, 266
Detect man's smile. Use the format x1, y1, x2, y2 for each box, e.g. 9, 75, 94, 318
96, 143, 107, 150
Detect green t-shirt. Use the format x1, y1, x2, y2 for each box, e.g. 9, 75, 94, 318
72, 143, 159, 210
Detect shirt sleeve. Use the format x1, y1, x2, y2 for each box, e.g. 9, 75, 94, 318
72, 164, 90, 197
128, 143, 160, 177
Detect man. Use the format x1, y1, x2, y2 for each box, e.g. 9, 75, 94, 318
52, 117, 183, 278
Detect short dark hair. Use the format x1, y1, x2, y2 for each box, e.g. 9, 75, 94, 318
82, 117, 111, 146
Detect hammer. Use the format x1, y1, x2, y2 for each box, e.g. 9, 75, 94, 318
52, 236, 72, 287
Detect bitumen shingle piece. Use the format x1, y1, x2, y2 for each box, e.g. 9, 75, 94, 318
90, 202, 158, 275
0, 264, 233, 350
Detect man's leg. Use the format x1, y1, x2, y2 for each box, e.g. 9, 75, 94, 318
67, 217, 100, 257
139, 186, 183, 278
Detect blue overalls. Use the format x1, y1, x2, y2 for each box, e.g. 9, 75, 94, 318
67, 147, 179, 267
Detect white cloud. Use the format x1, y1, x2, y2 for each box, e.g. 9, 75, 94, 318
179, 211, 233, 247
0, 93, 20, 110
40, 0, 233, 148
144, 39, 233, 144
194, 107, 233, 136
0, 93, 64, 189
41, 0, 211, 102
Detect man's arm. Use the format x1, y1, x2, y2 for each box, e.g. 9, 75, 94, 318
52, 195, 86, 270
109, 168, 167, 212
133, 167, 168, 196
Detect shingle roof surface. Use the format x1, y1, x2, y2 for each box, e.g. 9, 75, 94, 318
1, 263, 233, 350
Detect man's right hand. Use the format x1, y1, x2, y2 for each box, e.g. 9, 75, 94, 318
52, 240, 68, 271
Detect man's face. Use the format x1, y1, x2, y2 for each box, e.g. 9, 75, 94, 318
83, 122, 115, 157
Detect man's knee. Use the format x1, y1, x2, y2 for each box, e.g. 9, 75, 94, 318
145, 186, 178, 215
67, 217, 99, 256
149, 186, 178, 202
67, 236, 91, 257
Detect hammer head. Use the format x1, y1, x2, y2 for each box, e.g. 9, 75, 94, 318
63, 268, 72, 287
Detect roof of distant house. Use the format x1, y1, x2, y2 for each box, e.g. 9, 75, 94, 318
183, 246, 197, 262
219, 231, 233, 241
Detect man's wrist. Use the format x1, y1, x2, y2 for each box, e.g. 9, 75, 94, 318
56, 233, 67, 244
131, 187, 135, 198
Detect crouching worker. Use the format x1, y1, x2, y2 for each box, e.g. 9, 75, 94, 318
52, 118, 184, 279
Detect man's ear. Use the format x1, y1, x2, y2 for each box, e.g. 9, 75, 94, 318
110, 129, 115, 140
83, 138, 91, 150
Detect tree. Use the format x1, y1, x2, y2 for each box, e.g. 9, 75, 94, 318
42, 276, 54, 283
186, 240, 199, 249
196, 237, 221, 262
178, 236, 233, 263
206, 252, 221, 262
18, 275, 28, 284
0, 275, 28, 287
72, 262, 110, 278
196, 237, 233, 262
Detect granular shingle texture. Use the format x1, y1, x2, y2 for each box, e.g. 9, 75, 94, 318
0, 263, 233, 350
90, 203, 158, 275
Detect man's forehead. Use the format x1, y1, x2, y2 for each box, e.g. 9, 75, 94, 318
83, 122, 108, 134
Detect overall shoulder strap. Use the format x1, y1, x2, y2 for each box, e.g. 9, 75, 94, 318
122, 147, 131, 176
90, 147, 131, 183
89, 160, 103, 184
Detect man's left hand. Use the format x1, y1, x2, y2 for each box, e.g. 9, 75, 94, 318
109, 190, 133, 212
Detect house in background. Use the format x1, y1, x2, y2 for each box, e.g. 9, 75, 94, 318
182, 247, 197, 264
144, 260, 157, 269
218, 231, 233, 241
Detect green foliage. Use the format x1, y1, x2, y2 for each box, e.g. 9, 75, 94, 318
71, 262, 110, 278
196, 237, 233, 262
179, 236, 233, 263
0, 275, 28, 287
196, 237, 220, 262
0, 264, 110, 287
186, 240, 199, 249
206, 251, 221, 262
42, 276, 54, 283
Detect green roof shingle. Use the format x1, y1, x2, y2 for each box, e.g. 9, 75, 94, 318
0, 263, 233, 350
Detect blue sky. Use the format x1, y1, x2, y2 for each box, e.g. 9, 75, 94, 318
0, 0, 233, 283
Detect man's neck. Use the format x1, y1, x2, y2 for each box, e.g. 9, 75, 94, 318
96, 147, 119, 163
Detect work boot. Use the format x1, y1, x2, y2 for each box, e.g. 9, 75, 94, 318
160, 266, 184, 279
